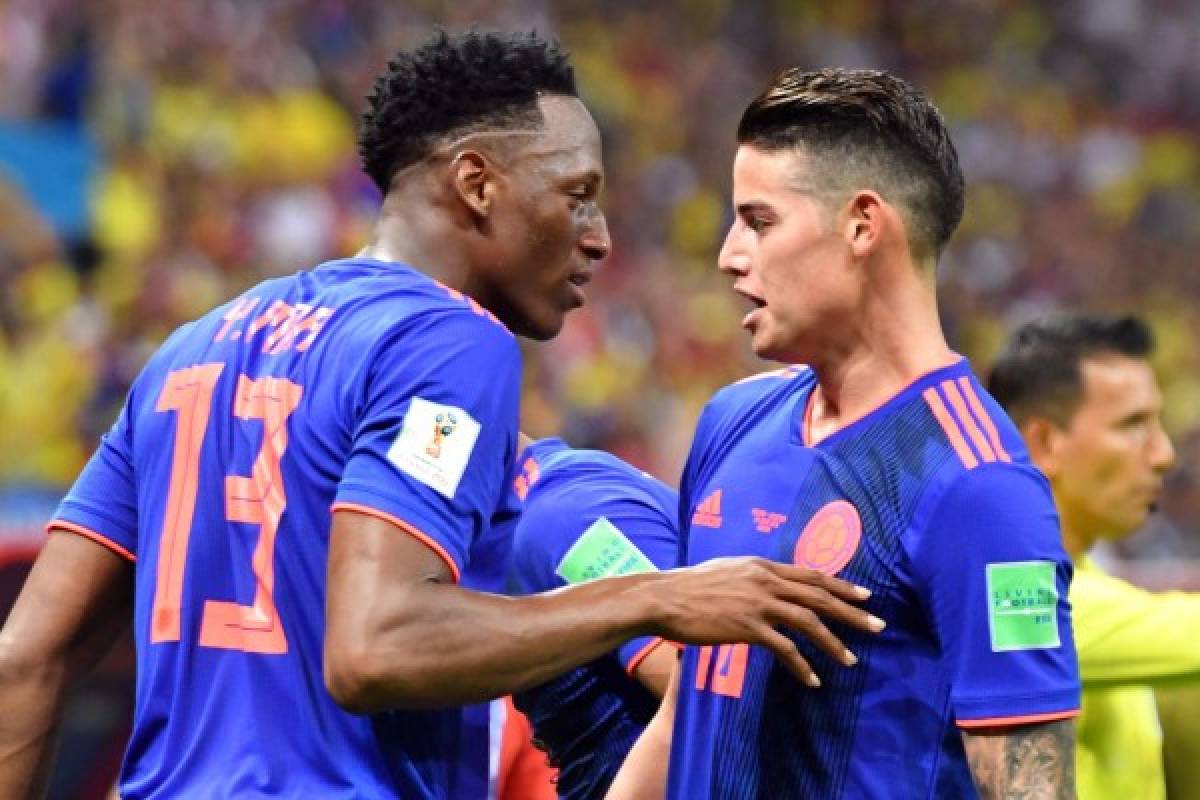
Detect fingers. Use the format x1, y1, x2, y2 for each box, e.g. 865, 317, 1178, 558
754, 625, 821, 688
768, 562, 872, 602
765, 563, 885, 634
767, 600, 857, 668
783, 583, 885, 635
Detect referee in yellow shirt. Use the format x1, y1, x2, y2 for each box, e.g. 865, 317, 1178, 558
989, 313, 1183, 800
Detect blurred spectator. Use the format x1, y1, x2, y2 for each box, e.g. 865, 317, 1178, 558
1, 0, 1198, 495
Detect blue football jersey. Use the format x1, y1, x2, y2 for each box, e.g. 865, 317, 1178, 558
51, 257, 521, 799
669, 360, 1080, 799
505, 438, 680, 800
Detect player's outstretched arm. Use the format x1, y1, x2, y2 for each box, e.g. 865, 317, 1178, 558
0, 531, 134, 799
324, 510, 883, 712
962, 721, 1077, 799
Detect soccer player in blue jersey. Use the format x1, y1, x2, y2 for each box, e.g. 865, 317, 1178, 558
611, 69, 1080, 799
453, 434, 682, 800
506, 436, 681, 799
0, 33, 881, 799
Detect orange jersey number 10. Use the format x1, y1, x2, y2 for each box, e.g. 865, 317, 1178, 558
150, 363, 302, 654
694, 643, 749, 698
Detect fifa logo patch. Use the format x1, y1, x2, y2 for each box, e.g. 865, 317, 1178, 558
388, 397, 481, 499
426, 412, 458, 458
793, 500, 862, 576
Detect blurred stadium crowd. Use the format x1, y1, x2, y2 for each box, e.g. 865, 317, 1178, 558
2, 0, 1200, 536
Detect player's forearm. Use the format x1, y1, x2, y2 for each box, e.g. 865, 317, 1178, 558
962, 720, 1077, 799
0, 644, 69, 799
0, 533, 133, 798
325, 571, 662, 712
607, 662, 678, 799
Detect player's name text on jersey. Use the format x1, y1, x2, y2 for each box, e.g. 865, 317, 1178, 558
213, 296, 335, 355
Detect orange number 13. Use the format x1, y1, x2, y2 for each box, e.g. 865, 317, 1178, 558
150, 363, 302, 655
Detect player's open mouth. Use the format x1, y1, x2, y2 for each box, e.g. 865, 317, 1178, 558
733, 287, 766, 329
566, 271, 592, 307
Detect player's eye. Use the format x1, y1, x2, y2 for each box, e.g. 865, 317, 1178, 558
746, 214, 771, 233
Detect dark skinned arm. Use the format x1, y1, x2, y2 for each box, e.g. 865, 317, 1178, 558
962, 720, 1077, 799
0, 531, 134, 799
324, 510, 883, 712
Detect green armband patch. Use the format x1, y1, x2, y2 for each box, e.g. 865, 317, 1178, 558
986, 561, 1061, 651
555, 517, 657, 585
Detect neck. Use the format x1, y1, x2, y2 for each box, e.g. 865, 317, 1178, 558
1053, 501, 1098, 560
358, 179, 474, 292
806, 265, 955, 442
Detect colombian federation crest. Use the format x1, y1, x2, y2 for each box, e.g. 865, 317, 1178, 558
793, 500, 862, 576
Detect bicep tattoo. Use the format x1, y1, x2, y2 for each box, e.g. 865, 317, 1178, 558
962, 719, 1076, 800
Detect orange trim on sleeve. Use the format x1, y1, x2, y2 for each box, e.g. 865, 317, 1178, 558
957, 708, 1079, 730
625, 637, 670, 677
957, 377, 1011, 462
922, 388, 979, 469
330, 502, 462, 583
46, 520, 137, 563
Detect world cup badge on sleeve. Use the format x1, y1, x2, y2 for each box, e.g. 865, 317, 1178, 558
426, 412, 459, 458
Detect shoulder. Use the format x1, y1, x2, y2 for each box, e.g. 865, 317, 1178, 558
306, 259, 515, 352
912, 367, 1027, 472
529, 449, 676, 521
903, 369, 1059, 543
699, 365, 812, 440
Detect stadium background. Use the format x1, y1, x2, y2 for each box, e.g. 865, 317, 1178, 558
1, 0, 1198, 796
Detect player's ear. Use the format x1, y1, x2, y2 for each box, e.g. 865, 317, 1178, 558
1021, 417, 1062, 479
844, 190, 884, 258
450, 150, 499, 220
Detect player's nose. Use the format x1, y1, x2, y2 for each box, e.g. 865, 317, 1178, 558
579, 207, 611, 261
718, 221, 751, 276
1149, 421, 1176, 473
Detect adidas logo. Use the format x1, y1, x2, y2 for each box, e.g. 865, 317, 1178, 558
692, 489, 723, 528
751, 509, 787, 533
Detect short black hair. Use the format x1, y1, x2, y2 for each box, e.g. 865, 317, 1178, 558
358, 30, 577, 192
737, 68, 964, 259
988, 313, 1155, 426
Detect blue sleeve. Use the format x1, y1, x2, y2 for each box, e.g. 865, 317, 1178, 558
51, 392, 139, 560
677, 400, 720, 568
335, 311, 521, 581
510, 477, 680, 672
906, 463, 1080, 727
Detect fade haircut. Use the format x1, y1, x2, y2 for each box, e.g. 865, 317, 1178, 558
737, 68, 964, 260
358, 30, 577, 192
988, 313, 1155, 426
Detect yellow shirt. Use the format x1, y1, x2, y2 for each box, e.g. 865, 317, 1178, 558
1071, 555, 1200, 800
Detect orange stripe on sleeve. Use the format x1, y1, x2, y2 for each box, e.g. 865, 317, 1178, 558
957, 708, 1079, 730
957, 378, 1011, 462
330, 502, 462, 583
625, 637, 670, 677
941, 381, 996, 463
922, 388, 979, 469
46, 520, 137, 563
